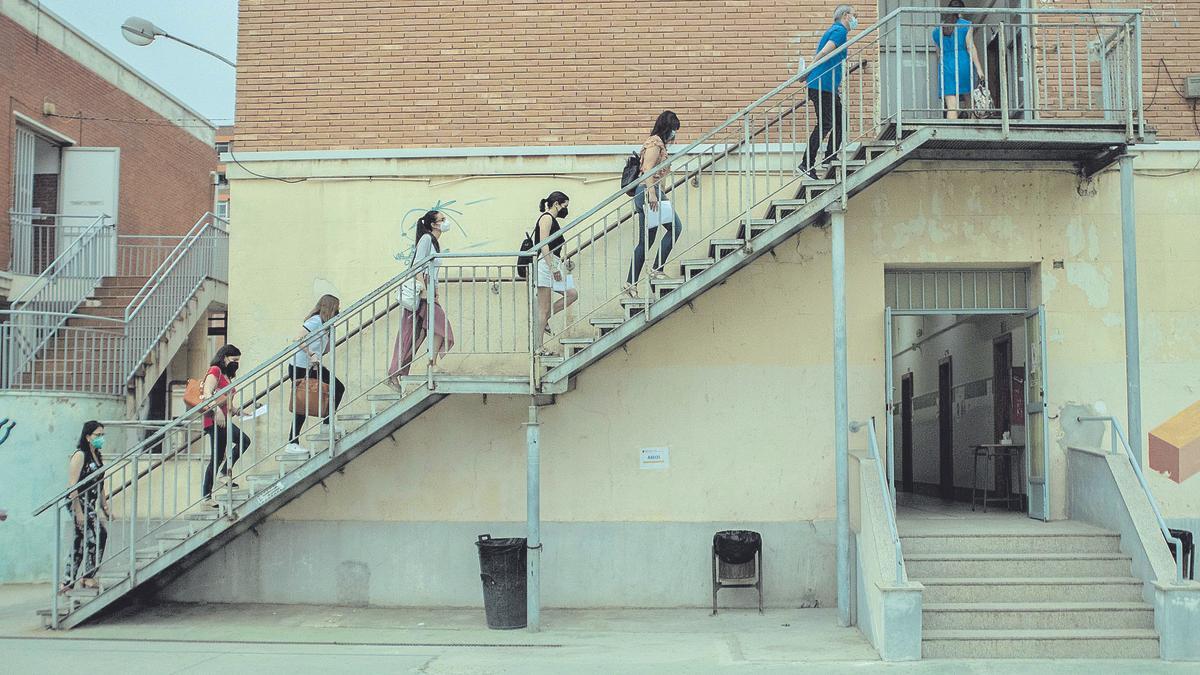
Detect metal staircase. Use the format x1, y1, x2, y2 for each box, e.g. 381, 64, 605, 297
33, 6, 1149, 632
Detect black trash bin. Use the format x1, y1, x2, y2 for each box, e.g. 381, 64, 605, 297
475, 534, 527, 629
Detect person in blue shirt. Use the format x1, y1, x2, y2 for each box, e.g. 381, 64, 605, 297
802, 4, 857, 178
933, 0, 985, 120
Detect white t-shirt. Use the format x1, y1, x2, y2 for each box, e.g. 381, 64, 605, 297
292, 314, 329, 369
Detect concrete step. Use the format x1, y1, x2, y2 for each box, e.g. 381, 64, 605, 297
76, 305, 127, 319
905, 552, 1133, 579
918, 577, 1146, 604
923, 602, 1154, 630
921, 628, 1160, 659
900, 533, 1121, 555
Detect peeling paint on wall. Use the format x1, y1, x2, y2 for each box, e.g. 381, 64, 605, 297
1065, 262, 1113, 308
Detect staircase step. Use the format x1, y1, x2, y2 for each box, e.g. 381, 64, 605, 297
680, 258, 714, 280
708, 238, 744, 260
538, 355, 565, 369
766, 199, 809, 220
796, 179, 837, 201
923, 602, 1154, 631
921, 628, 1160, 659
736, 218, 775, 240
918, 577, 1146, 604
906, 552, 1134, 579
822, 159, 868, 179
589, 317, 624, 336
855, 140, 897, 161
648, 277, 683, 298
900, 533, 1121, 555
560, 337, 595, 358
621, 296, 652, 317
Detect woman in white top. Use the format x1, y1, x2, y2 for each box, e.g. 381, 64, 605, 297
533, 191, 578, 355
388, 210, 456, 387
286, 294, 345, 451
627, 110, 684, 297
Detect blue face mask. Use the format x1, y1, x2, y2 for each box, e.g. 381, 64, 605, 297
91, 436, 105, 451
848, 16, 859, 30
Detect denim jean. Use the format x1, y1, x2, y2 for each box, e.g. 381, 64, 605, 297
628, 185, 684, 285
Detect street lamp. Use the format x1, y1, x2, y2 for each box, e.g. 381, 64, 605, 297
121, 16, 236, 68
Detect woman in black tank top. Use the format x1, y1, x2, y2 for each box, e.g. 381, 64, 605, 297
534, 191, 579, 355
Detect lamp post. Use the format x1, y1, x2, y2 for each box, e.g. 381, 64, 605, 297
121, 16, 236, 68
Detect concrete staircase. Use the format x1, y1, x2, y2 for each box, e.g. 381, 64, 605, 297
902, 521, 1159, 658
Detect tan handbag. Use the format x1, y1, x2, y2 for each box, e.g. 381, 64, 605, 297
290, 367, 329, 417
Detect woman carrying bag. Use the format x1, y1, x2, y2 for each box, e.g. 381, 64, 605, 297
388, 210, 456, 389
286, 294, 346, 454
626, 110, 684, 297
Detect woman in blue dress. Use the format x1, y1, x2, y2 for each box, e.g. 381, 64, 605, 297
932, 0, 985, 120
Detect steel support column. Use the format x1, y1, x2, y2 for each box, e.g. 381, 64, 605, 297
830, 205, 850, 627
525, 402, 542, 631
1119, 154, 1142, 466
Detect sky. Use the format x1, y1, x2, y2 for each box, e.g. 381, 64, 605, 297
40, 0, 238, 124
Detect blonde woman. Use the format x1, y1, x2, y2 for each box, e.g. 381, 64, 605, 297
286, 294, 345, 452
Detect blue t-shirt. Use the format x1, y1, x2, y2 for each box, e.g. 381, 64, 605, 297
806, 23, 849, 92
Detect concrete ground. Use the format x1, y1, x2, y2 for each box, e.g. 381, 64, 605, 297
1, 583, 1195, 673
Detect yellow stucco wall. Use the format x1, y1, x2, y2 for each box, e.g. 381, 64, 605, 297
225, 148, 1200, 523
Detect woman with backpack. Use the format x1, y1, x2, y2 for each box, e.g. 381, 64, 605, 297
533, 191, 578, 354
285, 294, 346, 454
62, 420, 108, 592
626, 110, 684, 297
933, 0, 984, 120
387, 210, 455, 388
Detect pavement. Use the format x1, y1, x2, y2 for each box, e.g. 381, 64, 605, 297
1, 583, 1196, 673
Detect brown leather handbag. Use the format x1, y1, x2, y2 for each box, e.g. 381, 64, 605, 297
290, 367, 329, 417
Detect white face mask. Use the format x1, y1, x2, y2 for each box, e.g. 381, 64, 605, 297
848, 16, 859, 30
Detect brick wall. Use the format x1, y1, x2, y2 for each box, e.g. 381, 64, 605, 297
235, 0, 1200, 151
1, 13, 216, 269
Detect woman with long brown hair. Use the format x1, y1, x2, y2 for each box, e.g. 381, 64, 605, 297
286, 294, 346, 453
62, 420, 108, 592
388, 210, 456, 389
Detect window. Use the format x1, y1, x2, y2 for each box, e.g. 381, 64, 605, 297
215, 200, 229, 220
215, 141, 230, 156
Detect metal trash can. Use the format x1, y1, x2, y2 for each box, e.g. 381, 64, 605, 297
475, 534, 527, 629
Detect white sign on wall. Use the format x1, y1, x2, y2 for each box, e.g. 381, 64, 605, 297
640, 447, 669, 470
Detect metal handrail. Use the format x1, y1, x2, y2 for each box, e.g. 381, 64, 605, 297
0, 309, 123, 324
855, 419, 905, 585
1077, 415, 1185, 585
32, 260, 431, 514
8, 215, 109, 305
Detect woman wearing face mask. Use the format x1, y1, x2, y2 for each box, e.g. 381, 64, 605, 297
388, 210, 456, 388
533, 191, 578, 353
627, 110, 685, 297
933, 0, 984, 120
62, 420, 108, 592
201, 344, 251, 508
286, 294, 346, 454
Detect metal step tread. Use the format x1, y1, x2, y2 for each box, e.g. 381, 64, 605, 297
923, 628, 1159, 641
620, 297, 652, 307
708, 238, 745, 247
916, 576, 1143, 586
559, 337, 596, 346
923, 602, 1152, 613
589, 317, 625, 327
680, 258, 715, 267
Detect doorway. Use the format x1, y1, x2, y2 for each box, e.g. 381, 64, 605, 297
937, 358, 954, 499
901, 372, 914, 493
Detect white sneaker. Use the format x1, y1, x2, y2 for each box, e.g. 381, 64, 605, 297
283, 443, 309, 455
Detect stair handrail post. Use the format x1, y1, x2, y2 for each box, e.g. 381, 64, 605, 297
426, 261, 438, 392
328, 320, 337, 457
51, 505, 61, 629
999, 22, 1011, 137
128, 454, 138, 586
831, 204, 850, 627
527, 260, 536, 393
1077, 415, 1185, 585
894, 17, 904, 138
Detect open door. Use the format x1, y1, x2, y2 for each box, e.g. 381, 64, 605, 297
1024, 305, 1050, 520
884, 306, 896, 500
59, 147, 119, 273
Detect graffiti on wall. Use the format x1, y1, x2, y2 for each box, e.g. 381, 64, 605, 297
394, 198, 499, 266
1149, 401, 1200, 484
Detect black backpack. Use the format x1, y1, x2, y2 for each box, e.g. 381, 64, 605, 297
516, 228, 535, 279
621, 152, 642, 197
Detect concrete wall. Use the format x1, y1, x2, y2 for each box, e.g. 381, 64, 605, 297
0, 392, 126, 583
185, 147, 1200, 606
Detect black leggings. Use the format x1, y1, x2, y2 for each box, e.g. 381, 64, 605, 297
202, 423, 250, 498
288, 365, 346, 444
805, 88, 845, 170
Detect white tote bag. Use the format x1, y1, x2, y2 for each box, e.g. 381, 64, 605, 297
647, 200, 674, 229
397, 276, 426, 312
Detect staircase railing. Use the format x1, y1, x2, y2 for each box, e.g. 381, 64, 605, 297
5, 214, 113, 384
863, 418, 905, 585
1077, 415, 1185, 585
123, 214, 229, 382
0, 311, 124, 394
527, 7, 1142, 352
